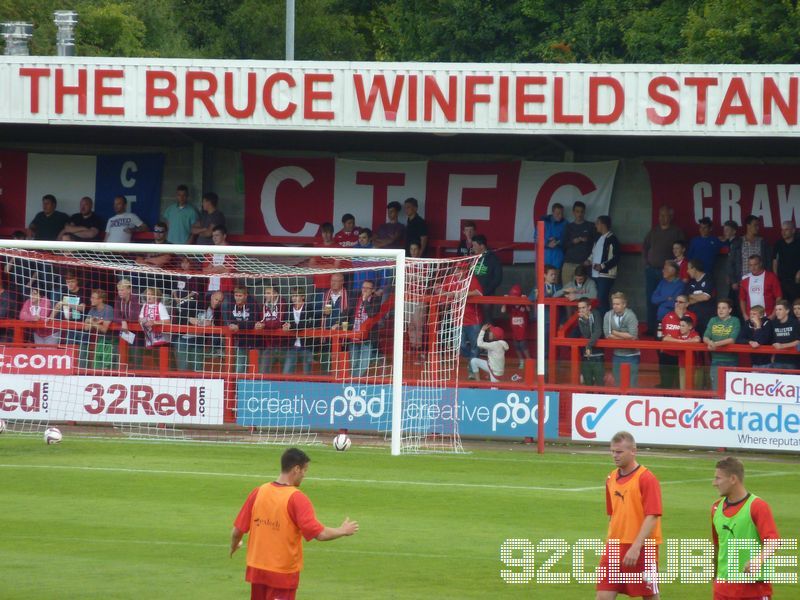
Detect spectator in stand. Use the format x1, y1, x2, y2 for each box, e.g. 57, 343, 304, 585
457, 221, 476, 256
555, 265, 598, 302
373, 201, 406, 250
319, 273, 350, 372
204, 225, 235, 298
139, 287, 171, 352
59, 196, 105, 242
562, 201, 595, 286
603, 292, 640, 387
224, 286, 259, 373
84, 289, 115, 370
113, 278, 142, 369
719, 220, 738, 248
351, 229, 389, 296
105, 196, 148, 243
739, 254, 782, 318
528, 265, 561, 346
671, 316, 701, 389
659, 294, 696, 388
688, 217, 721, 275
178, 290, 224, 372
135, 221, 172, 267
704, 299, 741, 391
590, 215, 619, 316
768, 299, 800, 370
794, 298, 800, 322
320, 273, 350, 330
349, 279, 382, 377
20, 288, 57, 345
404, 198, 428, 256
0, 275, 15, 342
255, 286, 285, 373
472, 234, 503, 297
672, 240, 689, 282
773, 221, 800, 302
728, 215, 771, 315
334, 213, 360, 248
743, 305, 772, 368
574, 297, 604, 386
686, 259, 716, 336
52, 270, 89, 327
643, 205, 685, 335
539, 203, 566, 276
460, 275, 484, 362
191, 192, 226, 246
406, 240, 429, 364
27, 194, 69, 241
163, 184, 199, 245
283, 287, 316, 375
651, 260, 685, 325
500, 284, 531, 370
310, 222, 339, 293
468, 324, 508, 382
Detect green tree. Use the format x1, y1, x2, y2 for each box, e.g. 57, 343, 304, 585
682, 0, 800, 63
216, 0, 368, 60
75, 1, 147, 57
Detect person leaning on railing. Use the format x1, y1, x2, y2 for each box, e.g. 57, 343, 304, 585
574, 298, 604, 386
703, 298, 741, 391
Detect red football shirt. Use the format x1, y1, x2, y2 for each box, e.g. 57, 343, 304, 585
334, 228, 360, 248
463, 277, 483, 326
234, 483, 324, 589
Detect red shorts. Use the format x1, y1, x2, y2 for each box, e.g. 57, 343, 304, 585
250, 584, 297, 600
596, 542, 659, 598
713, 592, 771, 600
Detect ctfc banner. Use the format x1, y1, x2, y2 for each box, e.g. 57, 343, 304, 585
0, 149, 165, 232
242, 155, 617, 260
645, 162, 800, 243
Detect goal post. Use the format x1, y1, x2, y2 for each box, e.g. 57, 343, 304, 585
0, 239, 477, 454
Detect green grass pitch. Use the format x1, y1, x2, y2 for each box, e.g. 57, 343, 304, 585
2, 435, 798, 599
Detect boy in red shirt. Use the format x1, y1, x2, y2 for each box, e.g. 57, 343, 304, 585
500, 284, 531, 370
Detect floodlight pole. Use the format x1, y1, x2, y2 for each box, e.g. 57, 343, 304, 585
285, 0, 295, 60
536, 220, 546, 454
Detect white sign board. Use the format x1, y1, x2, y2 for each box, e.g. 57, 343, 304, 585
572, 394, 800, 452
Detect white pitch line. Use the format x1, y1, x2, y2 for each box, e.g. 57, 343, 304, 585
0, 463, 591, 492
1, 534, 492, 562
0, 463, 793, 494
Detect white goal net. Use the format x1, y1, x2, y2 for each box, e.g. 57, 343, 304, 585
0, 240, 478, 454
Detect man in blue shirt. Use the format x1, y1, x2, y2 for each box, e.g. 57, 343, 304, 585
163, 184, 199, 245
688, 217, 722, 275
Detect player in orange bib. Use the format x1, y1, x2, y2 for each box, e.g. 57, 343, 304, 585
230, 448, 359, 600
597, 431, 663, 600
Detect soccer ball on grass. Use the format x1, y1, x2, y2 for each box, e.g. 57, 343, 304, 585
333, 433, 351, 452
44, 427, 63, 445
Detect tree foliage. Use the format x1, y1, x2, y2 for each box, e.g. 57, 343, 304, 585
1, 0, 799, 63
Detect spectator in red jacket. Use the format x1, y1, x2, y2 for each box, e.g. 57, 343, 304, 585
739, 254, 782, 318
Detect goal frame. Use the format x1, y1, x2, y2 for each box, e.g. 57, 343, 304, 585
0, 239, 408, 455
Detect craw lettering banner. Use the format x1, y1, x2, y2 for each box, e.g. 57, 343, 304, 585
645, 162, 800, 243
243, 154, 618, 260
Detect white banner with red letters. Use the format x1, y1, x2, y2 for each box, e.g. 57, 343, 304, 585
646, 162, 800, 243
242, 155, 617, 260
572, 393, 800, 452
2, 58, 799, 135
725, 371, 800, 405
0, 374, 224, 424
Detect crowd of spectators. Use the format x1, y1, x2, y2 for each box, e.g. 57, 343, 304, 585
9, 187, 800, 390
